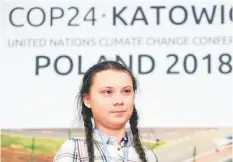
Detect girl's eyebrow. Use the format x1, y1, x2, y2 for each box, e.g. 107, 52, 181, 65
123, 86, 133, 89
99, 86, 113, 89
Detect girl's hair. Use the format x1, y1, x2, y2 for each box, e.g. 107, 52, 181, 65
77, 61, 147, 162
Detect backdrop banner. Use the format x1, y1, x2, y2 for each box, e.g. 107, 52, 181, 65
0, 0, 232, 128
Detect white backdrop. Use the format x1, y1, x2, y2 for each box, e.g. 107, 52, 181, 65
0, 0, 232, 128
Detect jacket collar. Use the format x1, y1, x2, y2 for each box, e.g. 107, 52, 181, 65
92, 128, 133, 146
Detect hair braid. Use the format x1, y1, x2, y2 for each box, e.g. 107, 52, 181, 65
130, 107, 147, 162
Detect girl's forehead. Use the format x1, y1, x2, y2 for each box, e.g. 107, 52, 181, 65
91, 70, 133, 87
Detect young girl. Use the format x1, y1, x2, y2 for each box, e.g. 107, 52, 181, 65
53, 61, 158, 162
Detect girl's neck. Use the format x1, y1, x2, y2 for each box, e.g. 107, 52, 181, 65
95, 124, 126, 144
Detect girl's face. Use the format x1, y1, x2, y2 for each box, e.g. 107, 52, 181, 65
83, 69, 135, 129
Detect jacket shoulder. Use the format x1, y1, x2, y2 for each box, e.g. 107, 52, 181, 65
144, 147, 159, 162
53, 137, 85, 162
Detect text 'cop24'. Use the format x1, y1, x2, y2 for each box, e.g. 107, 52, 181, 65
8, 5, 233, 27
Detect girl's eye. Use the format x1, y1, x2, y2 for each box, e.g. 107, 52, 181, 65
104, 90, 112, 94
124, 89, 131, 94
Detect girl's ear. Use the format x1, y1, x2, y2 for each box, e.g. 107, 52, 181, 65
83, 94, 91, 108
